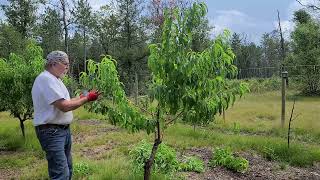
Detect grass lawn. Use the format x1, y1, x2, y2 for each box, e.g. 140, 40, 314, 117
0, 91, 319, 179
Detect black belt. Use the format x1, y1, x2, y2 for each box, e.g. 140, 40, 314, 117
36, 124, 70, 130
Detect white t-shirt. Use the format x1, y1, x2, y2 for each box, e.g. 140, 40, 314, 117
32, 70, 73, 126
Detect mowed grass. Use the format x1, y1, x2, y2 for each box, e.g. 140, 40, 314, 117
0, 91, 320, 179
219, 91, 320, 130
212, 91, 320, 144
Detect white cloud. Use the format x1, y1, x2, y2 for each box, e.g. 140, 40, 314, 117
208, 9, 265, 43
210, 10, 257, 35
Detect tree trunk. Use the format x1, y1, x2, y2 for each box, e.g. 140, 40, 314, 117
61, 0, 69, 54
83, 27, 87, 72
277, 10, 286, 72
19, 119, 25, 139
135, 72, 139, 105
144, 107, 161, 180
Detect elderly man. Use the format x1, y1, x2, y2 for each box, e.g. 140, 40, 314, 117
32, 51, 100, 180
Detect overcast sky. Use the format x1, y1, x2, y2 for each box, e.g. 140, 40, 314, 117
0, 0, 310, 43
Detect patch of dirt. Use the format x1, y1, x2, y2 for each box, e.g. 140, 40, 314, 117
0, 151, 21, 180
76, 119, 104, 126
0, 168, 20, 180
97, 126, 119, 132
79, 140, 118, 160
73, 119, 120, 144
179, 148, 320, 180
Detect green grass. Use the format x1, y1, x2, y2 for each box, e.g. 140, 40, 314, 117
1, 91, 320, 179
73, 107, 104, 120
0, 151, 39, 169
0, 115, 41, 152
212, 91, 320, 144
165, 124, 320, 167
220, 91, 320, 131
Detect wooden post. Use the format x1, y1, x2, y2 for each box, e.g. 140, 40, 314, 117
281, 71, 288, 128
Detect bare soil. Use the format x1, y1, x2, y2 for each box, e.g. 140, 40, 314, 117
180, 147, 320, 180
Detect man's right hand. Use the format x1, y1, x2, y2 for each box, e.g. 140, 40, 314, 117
87, 90, 101, 101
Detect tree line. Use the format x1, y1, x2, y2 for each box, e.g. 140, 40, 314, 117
1, 0, 320, 94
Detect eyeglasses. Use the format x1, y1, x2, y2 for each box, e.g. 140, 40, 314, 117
58, 61, 70, 66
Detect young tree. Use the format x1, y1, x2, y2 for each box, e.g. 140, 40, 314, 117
80, 2, 248, 179
147, 0, 212, 51
0, 42, 44, 138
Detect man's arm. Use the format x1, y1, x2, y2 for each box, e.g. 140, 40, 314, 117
52, 97, 88, 112
52, 90, 101, 112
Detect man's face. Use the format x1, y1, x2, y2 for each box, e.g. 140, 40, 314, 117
55, 59, 70, 77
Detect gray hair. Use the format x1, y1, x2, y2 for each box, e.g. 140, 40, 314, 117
46, 51, 68, 65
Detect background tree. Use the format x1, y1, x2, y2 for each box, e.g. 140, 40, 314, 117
286, 10, 320, 95
72, 0, 94, 72
38, 7, 63, 55
260, 31, 282, 69
92, 4, 120, 58
1, 0, 41, 37
116, 0, 149, 95
0, 23, 27, 59
231, 33, 262, 72
69, 31, 85, 77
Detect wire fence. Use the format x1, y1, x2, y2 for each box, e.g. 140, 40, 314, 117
126, 64, 320, 97
237, 65, 320, 79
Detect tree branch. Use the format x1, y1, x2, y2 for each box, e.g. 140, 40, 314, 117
165, 111, 184, 126
296, 0, 320, 11
292, 113, 301, 121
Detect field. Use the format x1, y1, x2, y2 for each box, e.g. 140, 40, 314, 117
1, 91, 320, 180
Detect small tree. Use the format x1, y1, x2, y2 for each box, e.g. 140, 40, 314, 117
0, 42, 44, 138
80, 2, 248, 179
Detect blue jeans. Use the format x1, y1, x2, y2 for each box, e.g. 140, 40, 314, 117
36, 126, 72, 180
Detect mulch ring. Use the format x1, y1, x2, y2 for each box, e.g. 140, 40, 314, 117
179, 147, 320, 180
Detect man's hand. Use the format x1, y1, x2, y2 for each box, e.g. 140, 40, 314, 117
80, 90, 101, 101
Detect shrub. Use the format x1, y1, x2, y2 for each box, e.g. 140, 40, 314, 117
244, 76, 281, 93
209, 147, 249, 173
129, 140, 179, 174
179, 156, 205, 173
73, 162, 92, 176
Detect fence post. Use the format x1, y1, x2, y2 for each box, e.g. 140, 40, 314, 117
281, 71, 288, 128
